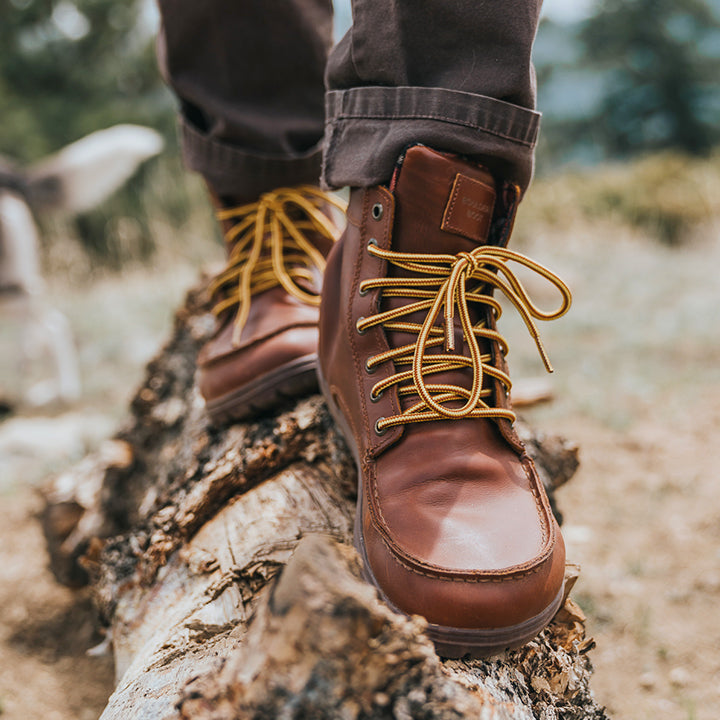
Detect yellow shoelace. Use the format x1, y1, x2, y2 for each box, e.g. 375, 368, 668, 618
208, 186, 345, 344
356, 245, 572, 433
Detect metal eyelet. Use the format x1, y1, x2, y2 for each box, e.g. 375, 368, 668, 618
370, 388, 384, 403
366, 238, 378, 252
371, 203, 384, 220
365, 358, 377, 374
356, 317, 367, 334
359, 284, 368, 297
374, 417, 388, 435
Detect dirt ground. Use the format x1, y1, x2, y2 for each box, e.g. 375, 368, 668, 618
0, 490, 115, 719
0, 266, 198, 720
0, 217, 718, 719
557, 400, 720, 719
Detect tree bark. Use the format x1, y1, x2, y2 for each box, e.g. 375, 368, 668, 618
42, 279, 605, 720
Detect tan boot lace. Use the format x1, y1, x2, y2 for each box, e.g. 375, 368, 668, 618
355, 245, 572, 433
208, 186, 345, 344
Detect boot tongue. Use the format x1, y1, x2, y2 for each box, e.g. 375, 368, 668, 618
390, 145, 497, 257
383, 146, 499, 413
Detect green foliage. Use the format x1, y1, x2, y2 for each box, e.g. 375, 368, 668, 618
0, 0, 186, 267
0, 0, 174, 161
578, 0, 720, 157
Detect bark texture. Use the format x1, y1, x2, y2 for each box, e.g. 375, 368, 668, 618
42, 279, 605, 720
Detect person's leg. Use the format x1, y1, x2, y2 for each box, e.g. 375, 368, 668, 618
158, 0, 333, 199
318, 1, 573, 657
157, 0, 345, 423
323, 0, 542, 192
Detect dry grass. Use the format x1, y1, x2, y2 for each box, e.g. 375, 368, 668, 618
510, 160, 720, 718
518, 151, 720, 245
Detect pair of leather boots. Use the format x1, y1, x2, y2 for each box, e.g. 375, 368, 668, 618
198, 145, 572, 658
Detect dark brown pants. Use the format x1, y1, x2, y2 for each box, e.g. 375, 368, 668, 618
157, 0, 542, 197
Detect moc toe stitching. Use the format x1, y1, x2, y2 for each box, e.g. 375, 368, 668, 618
377, 532, 554, 583
363, 464, 557, 581
199, 319, 319, 368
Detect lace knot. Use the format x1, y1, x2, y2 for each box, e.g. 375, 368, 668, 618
456, 250, 480, 274
365, 244, 572, 434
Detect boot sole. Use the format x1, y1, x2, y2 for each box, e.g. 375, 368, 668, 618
354, 527, 564, 658
206, 353, 319, 424
318, 368, 564, 659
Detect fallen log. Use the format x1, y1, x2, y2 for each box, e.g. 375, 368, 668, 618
42, 279, 605, 719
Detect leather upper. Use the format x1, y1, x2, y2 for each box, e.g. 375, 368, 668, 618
197, 188, 336, 406
319, 146, 566, 630
197, 287, 319, 403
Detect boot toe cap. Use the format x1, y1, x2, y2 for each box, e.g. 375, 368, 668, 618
360, 478, 566, 646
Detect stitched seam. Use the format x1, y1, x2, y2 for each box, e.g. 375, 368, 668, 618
522, 455, 555, 553
183, 118, 324, 171
365, 457, 551, 581
330, 382, 363, 450
441, 176, 493, 241
202, 321, 318, 367
522, 456, 550, 546
380, 528, 547, 582
348, 191, 372, 446
368, 189, 403, 456
441, 176, 461, 234
320, 116, 336, 186
331, 113, 537, 147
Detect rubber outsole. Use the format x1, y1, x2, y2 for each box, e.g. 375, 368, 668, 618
318, 366, 564, 659
206, 353, 319, 424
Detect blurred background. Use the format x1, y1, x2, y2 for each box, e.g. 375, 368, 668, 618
0, 1, 719, 718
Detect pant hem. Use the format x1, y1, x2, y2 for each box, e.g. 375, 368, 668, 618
180, 118, 324, 197
322, 87, 540, 192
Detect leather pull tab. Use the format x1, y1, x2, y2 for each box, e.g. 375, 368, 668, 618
441, 173, 496, 243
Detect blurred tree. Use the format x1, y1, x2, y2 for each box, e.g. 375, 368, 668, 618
0, 0, 173, 162
579, 0, 720, 156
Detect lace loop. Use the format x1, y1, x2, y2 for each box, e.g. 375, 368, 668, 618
209, 186, 345, 344
361, 244, 572, 433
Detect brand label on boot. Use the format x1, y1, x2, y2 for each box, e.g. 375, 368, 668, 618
441, 173, 496, 243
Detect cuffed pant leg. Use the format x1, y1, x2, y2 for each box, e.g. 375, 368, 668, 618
323, 0, 542, 192
157, 0, 333, 198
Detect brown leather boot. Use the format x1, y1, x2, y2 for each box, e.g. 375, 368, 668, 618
198, 185, 344, 424
318, 146, 572, 657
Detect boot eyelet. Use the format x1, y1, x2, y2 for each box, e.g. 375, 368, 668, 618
374, 417, 388, 435
359, 285, 368, 297
370, 388, 383, 402
365, 358, 377, 374
356, 317, 367, 334
366, 238, 378, 252
371, 203, 384, 220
